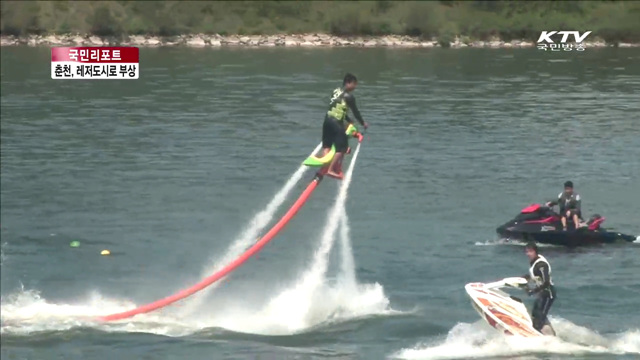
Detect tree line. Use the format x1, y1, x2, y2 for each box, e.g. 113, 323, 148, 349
1, 1, 638, 43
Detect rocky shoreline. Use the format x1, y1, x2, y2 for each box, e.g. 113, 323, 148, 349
2, 33, 638, 48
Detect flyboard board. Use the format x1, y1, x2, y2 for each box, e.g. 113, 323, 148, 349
303, 124, 362, 167
465, 277, 555, 337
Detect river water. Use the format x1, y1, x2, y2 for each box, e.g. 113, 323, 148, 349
1, 46, 639, 360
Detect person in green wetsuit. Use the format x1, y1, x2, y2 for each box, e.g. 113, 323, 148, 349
321, 73, 369, 179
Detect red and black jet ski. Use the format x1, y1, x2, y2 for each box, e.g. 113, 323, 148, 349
496, 204, 637, 247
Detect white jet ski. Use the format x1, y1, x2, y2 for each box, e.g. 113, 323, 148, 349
465, 277, 555, 337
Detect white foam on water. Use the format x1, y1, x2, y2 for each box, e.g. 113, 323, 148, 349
392, 318, 640, 360
1, 141, 396, 337
337, 213, 356, 289
178, 143, 321, 314
191, 142, 394, 335
475, 239, 559, 248
474, 238, 519, 246
0, 287, 198, 337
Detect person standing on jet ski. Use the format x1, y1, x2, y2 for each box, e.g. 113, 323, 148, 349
523, 242, 556, 335
546, 181, 581, 231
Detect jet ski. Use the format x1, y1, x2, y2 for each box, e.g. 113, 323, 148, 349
497, 203, 636, 247
465, 277, 555, 337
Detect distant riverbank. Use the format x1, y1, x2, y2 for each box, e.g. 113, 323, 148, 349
3, 34, 639, 49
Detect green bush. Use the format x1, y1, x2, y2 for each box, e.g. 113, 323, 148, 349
438, 22, 458, 47
328, 11, 359, 36
88, 6, 121, 37
57, 21, 72, 35
402, 2, 446, 38
1, 1, 45, 35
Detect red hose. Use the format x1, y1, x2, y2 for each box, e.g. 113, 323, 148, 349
99, 174, 323, 321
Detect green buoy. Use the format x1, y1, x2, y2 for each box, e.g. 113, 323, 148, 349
70, 241, 80, 248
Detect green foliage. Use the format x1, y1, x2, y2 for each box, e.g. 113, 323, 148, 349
57, 21, 72, 34
88, 5, 120, 37
590, 1, 640, 43
375, 1, 393, 14
438, 22, 458, 48
403, 2, 444, 37
1, 1, 45, 35
0, 0, 638, 43
327, 9, 362, 36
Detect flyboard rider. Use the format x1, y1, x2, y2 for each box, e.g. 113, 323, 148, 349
320, 73, 368, 179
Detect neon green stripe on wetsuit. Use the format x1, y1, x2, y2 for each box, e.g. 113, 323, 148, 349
326, 87, 365, 126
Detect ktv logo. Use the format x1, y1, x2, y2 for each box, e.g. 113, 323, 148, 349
537, 31, 592, 52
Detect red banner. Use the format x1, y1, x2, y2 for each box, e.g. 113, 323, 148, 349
51, 47, 139, 63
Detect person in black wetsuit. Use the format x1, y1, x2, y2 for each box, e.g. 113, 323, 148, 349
546, 181, 582, 230
321, 73, 368, 179
523, 242, 556, 335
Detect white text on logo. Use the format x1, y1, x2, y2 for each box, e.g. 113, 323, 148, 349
537, 31, 592, 44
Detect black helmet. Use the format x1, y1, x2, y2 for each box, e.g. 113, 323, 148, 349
564, 181, 573, 188
525, 241, 539, 253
